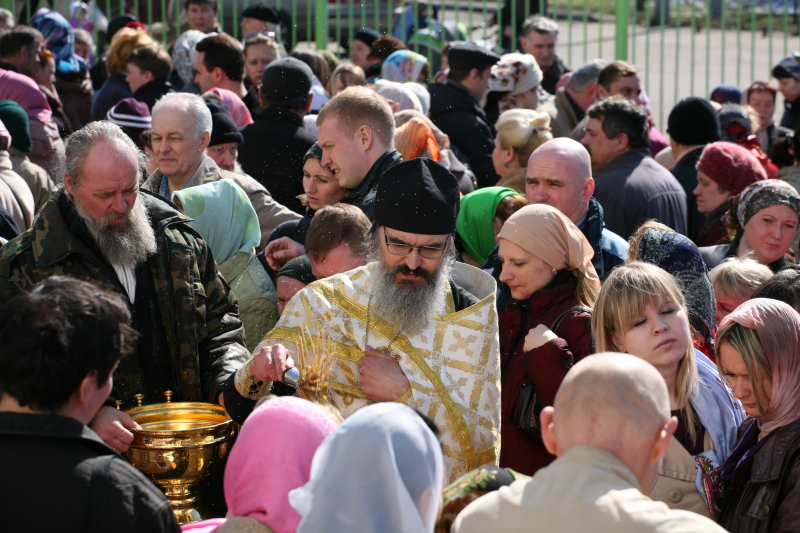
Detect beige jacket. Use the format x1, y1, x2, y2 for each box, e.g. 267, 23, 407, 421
495, 167, 526, 194
27, 117, 64, 182
8, 147, 55, 214
0, 151, 35, 230
537, 87, 581, 139
452, 445, 726, 533
648, 434, 714, 518
142, 155, 301, 249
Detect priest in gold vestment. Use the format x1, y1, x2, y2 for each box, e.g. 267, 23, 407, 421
234, 159, 501, 482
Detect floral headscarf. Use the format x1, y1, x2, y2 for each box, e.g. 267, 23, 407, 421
735, 179, 800, 228
488, 53, 543, 113
636, 227, 717, 358
381, 49, 428, 83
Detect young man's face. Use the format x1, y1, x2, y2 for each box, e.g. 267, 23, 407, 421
126, 62, 151, 93
778, 76, 800, 101
187, 2, 218, 33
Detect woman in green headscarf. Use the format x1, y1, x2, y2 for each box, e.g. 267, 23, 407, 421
456, 187, 527, 267
173, 180, 278, 353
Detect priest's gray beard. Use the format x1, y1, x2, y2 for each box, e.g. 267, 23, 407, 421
74, 193, 157, 267
368, 234, 456, 336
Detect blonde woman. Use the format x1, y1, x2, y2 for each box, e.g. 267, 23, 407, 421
592, 262, 743, 519
492, 109, 552, 193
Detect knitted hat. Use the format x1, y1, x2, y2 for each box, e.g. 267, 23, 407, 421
718, 104, 752, 142
260, 57, 313, 103
0, 100, 32, 153
772, 52, 800, 81
277, 255, 316, 286
710, 83, 742, 104
106, 97, 151, 130
667, 97, 721, 146
354, 28, 380, 48
696, 142, 766, 195
205, 98, 243, 147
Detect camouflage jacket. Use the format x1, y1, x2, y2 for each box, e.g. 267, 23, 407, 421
0, 188, 250, 407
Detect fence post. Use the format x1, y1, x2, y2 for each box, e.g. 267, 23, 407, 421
615, 0, 629, 60
315, 0, 328, 50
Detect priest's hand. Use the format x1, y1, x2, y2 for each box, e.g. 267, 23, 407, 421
358, 346, 411, 402
264, 237, 305, 270
523, 324, 559, 352
90, 405, 141, 454
251, 344, 295, 383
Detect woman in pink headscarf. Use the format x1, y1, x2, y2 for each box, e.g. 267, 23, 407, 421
0, 68, 64, 179
207, 87, 253, 128
181, 397, 338, 533
716, 298, 800, 532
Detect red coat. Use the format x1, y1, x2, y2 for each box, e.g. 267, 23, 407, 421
498, 276, 594, 475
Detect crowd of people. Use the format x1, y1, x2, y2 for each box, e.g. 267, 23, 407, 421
2, 1, 800, 532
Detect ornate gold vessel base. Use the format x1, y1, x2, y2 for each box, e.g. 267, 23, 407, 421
123, 394, 236, 525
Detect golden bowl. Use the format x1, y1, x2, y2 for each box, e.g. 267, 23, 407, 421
124, 394, 236, 525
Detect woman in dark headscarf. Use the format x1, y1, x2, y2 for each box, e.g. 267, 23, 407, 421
700, 179, 800, 273
629, 220, 718, 361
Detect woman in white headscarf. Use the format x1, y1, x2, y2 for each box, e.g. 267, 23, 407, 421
289, 403, 444, 533
485, 52, 543, 127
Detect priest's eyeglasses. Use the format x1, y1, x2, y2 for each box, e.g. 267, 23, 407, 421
384, 232, 448, 259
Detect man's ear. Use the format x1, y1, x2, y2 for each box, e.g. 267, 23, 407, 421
356, 125, 374, 152
540, 406, 559, 456
650, 416, 678, 463
212, 66, 226, 83
64, 173, 75, 195
199, 130, 211, 151
615, 132, 631, 152
75, 371, 98, 408
305, 93, 313, 113
583, 177, 595, 203
143, 70, 154, 84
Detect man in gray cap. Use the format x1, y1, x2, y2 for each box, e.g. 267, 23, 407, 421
429, 43, 501, 188
238, 57, 317, 213
235, 158, 502, 484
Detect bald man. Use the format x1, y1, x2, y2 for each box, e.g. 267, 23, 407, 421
452, 353, 727, 533
483, 138, 627, 311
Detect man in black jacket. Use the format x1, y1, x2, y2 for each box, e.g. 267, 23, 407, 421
239, 57, 316, 213
0, 276, 180, 532
666, 96, 721, 243
316, 85, 403, 220
429, 43, 501, 188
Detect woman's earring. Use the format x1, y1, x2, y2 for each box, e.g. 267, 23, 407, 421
503, 162, 508, 168
551, 268, 557, 275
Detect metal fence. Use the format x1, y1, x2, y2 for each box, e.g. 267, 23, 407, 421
6, 0, 800, 125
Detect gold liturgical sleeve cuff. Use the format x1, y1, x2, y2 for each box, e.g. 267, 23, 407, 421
395, 387, 413, 404
234, 360, 271, 399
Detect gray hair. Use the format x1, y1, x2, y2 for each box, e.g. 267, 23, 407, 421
152, 92, 213, 140
64, 121, 147, 187
0, 8, 14, 28
522, 15, 559, 36
566, 59, 608, 93
72, 28, 94, 47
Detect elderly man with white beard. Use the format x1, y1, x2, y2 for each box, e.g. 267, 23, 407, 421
233, 158, 502, 483
0, 121, 257, 453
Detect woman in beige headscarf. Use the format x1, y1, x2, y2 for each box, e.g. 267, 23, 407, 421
496, 204, 600, 476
